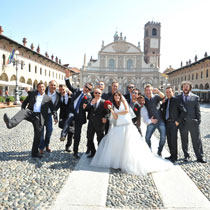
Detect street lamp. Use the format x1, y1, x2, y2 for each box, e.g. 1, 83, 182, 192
13, 50, 21, 105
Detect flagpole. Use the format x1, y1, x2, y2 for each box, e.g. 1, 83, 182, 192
13, 50, 20, 105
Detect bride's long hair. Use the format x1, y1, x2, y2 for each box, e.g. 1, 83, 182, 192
112, 91, 122, 109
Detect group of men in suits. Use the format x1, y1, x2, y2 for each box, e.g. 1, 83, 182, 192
3, 69, 206, 163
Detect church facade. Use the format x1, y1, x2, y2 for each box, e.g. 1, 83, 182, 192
80, 21, 161, 93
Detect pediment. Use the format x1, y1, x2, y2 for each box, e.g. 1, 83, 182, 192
101, 41, 141, 54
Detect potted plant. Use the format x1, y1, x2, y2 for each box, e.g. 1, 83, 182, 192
0, 96, 5, 106
5, 96, 15, 106
20, 96, 27, 103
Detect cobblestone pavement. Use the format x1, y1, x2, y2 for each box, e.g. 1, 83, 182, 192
0, 106, 209, 210
0, 107, 87, 210
106, 104, 210, 209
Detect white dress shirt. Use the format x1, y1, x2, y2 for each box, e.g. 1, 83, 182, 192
91, 98, 101, 109
141, 105, 151, 125
48, 90, 57, 113
33, 93, 45, 112
61, 93, 69, 105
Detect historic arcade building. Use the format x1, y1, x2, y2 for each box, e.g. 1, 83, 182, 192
80, 21, 161, 93
0, 26, 79, 96
167, 53, 210, 102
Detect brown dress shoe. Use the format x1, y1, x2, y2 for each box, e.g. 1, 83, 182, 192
46, 147, 51, 152
39, 149, 44, 154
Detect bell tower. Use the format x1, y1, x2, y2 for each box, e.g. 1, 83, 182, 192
144, 21, 161, 67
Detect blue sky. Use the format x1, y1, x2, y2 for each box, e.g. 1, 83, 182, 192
1, 0, 209, 71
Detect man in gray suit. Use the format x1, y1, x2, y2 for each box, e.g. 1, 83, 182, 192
3, 82, 58, 158
177, 81, 206, 163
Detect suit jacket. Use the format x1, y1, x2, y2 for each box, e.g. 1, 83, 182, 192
45, 87, 61, 111
131, 102, 141, 125
176, 93, 201, 124
21, 90, 57, 125
59, 94, 72, 128
65, 79, 92, 124
124, 93, 132, 104
102, 92, 114, 102
162, 96, 186, 125
86, 99, 108, 128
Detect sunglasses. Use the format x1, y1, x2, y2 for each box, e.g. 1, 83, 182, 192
94, 92, 101, 95
85, 85, 92, 91
128, 86, 134, 89
98, 83, 104, 86
133, 92, 138, 94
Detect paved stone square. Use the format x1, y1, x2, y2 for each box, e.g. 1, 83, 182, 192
0, 105, 209, 210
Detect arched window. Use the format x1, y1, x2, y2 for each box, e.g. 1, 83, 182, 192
205, 83, 209, 89
35, 66, 37, 73
199, 84, 203, 89
109, 59, 115, 69
49, 70, 51, 77
127, 59, 133, 69
29, 64, 31, 72
206, 69, 208, 78
40, 68, 42, 75
201, 71, 203, 79
196, 73, 198, 79
21, 61, 24, 70
152, 28, 157, 36
188, 74, 190, 80
192, 74, 194, 80
2, 54, 6, 65
45, 69, 47, 76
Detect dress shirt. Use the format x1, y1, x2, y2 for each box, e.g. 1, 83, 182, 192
91, 98, 101, 109
182, 92, 192, 102
33, 93, 45, 112
141, 105, 151, 125
48, 90, 57, 113
74, 92, 85, 113
61, 93, 68, 105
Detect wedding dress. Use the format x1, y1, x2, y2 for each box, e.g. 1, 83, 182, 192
91, 102, 173, 176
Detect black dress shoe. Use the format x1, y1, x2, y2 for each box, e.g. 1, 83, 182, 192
197, 158, 207, 163
60, 136, 66, 141
165, 156, 172, 160
32, 153, 43, 158
65, 146, 71, 152
87, 153, 95, 158
3, 113, 12, 129
73, 153, 80, 159
85, 149, 91, 154
184, 156, 190, 162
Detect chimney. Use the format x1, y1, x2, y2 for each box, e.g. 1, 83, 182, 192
195, 55, 198, 62
55, 56, 58, 62
22, 38, 27, 46
51, 54, 54, 60
45, 52, 49, 58
36, 45, 40, 53
30, 43, 34, 50
186, 61, 188, 65
0, 26, 3, 35
189, 59, 191, 64
204, 52, 208, 57
59, 59, 61, 64
181, 61, 183, 67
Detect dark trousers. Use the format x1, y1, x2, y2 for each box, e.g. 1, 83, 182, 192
61, 113, 83, 154
87, 121, 105, 153
166, 121, 178, 160
8, 109, 43, 155
104, 120, 109, 134
66, 131, 74, 148
179, 120, 203, 160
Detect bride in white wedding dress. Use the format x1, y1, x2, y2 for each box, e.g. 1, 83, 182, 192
91, 91, 173, 176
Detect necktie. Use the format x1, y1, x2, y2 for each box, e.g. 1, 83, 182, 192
62, 96, 65, 104
166, 99, 170, 120
185, 95, 188, 102
75, 93, 84, 113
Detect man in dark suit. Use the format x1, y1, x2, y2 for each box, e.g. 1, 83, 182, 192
162, 86, 186, 163
130, 88, 142, 136
60, 70, 92, 158
3, 82, 58, 158
58, 84, 74, 152
102, 81, 119, 134
124, 83, 135, 104
177, 81, 206, 163
85, 88, 108, 158
39, 80, 61, 154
